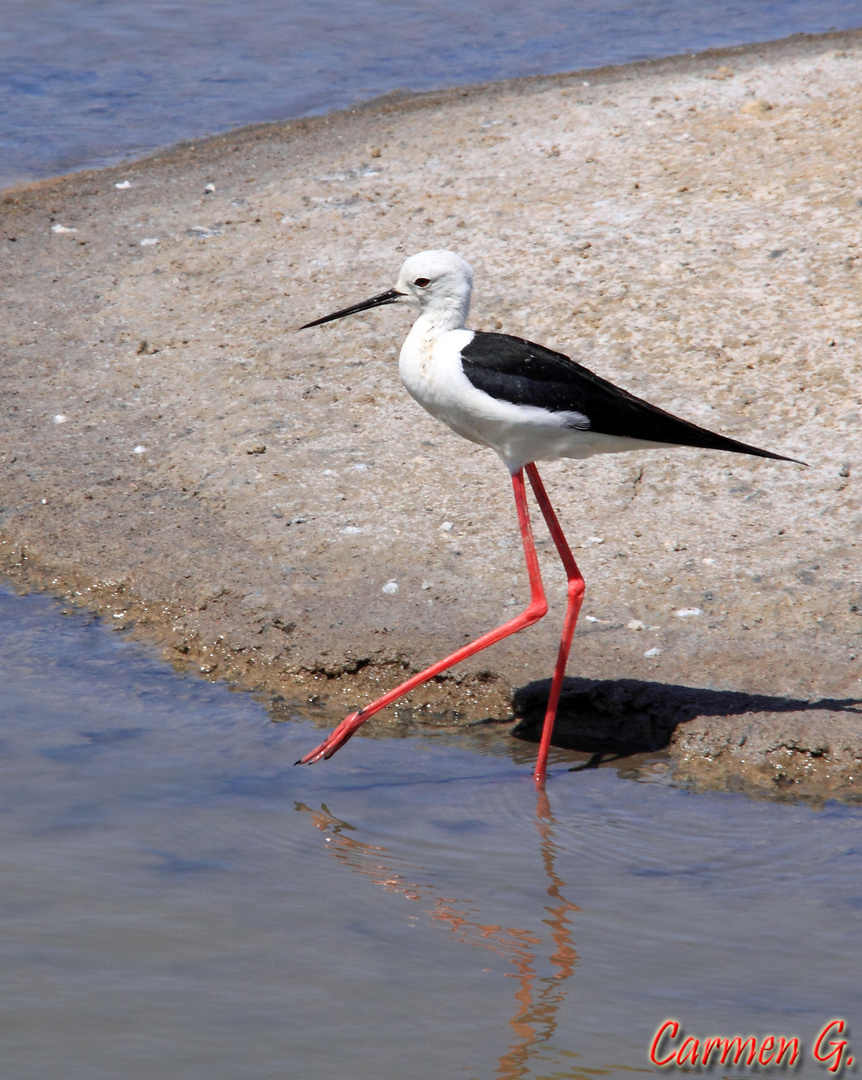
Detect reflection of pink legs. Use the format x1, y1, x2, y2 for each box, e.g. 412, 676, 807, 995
525, 464, 585, 785
298, 464, 584, 786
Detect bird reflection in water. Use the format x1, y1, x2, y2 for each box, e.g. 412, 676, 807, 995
295, 791, 579, 1078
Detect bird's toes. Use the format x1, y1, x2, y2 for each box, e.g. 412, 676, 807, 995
296, 742, 327, 765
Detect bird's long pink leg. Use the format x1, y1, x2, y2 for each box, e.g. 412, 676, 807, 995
525, 464, 585, 785
297, 468, 548, 765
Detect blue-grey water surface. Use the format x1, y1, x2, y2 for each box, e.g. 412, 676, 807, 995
1, 0, 861, 189
2, 583, 862, 1079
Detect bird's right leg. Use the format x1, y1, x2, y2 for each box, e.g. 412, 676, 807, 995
296, 467, 549, 765
525, 463, 585, 785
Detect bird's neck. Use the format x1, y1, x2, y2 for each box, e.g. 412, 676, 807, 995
408, 305, 468, 344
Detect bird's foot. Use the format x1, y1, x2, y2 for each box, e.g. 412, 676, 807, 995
295, 710, 366, 765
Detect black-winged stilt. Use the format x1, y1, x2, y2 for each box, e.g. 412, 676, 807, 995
297, 250, 802, 784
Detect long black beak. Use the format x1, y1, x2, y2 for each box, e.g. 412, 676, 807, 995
299, 288, 404, 329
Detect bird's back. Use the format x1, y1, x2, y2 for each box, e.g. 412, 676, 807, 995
460, 332, 801, 464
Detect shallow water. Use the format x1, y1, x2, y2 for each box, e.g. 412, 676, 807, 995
2, 0, 861, 189
2, 583, 862, 1079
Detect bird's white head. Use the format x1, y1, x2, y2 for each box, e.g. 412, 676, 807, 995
300, 249, 474, 334
394, 250, 474, 332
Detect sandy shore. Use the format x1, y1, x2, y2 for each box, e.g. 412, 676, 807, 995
2, 31, 861, 799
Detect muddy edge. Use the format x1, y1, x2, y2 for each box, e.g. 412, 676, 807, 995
2, 32, 861, 799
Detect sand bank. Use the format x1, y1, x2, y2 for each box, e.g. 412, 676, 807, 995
2, 31, 861, 798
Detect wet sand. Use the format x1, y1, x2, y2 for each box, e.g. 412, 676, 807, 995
2, 31, 861, 798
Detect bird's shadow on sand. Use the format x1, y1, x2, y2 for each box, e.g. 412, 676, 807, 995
510, 676, 862, 766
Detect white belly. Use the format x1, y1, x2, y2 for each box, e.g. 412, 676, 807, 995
398, 326, 668, 472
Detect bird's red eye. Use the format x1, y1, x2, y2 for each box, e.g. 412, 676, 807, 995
414, 277, 430, 287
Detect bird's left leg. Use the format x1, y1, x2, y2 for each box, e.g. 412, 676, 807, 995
297, 467, 548, 765
525, 463, 585, 784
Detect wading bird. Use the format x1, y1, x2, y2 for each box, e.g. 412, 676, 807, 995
297, 250, 801, 784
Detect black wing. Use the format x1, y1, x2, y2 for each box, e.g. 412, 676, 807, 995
460, 331, 801, 463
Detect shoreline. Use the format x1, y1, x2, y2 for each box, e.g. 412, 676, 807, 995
2, 29, 861, 799
3, 29, 861, 197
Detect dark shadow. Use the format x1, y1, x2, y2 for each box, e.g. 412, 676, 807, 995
567, 750, 623, 772
511, 677, 862, 755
